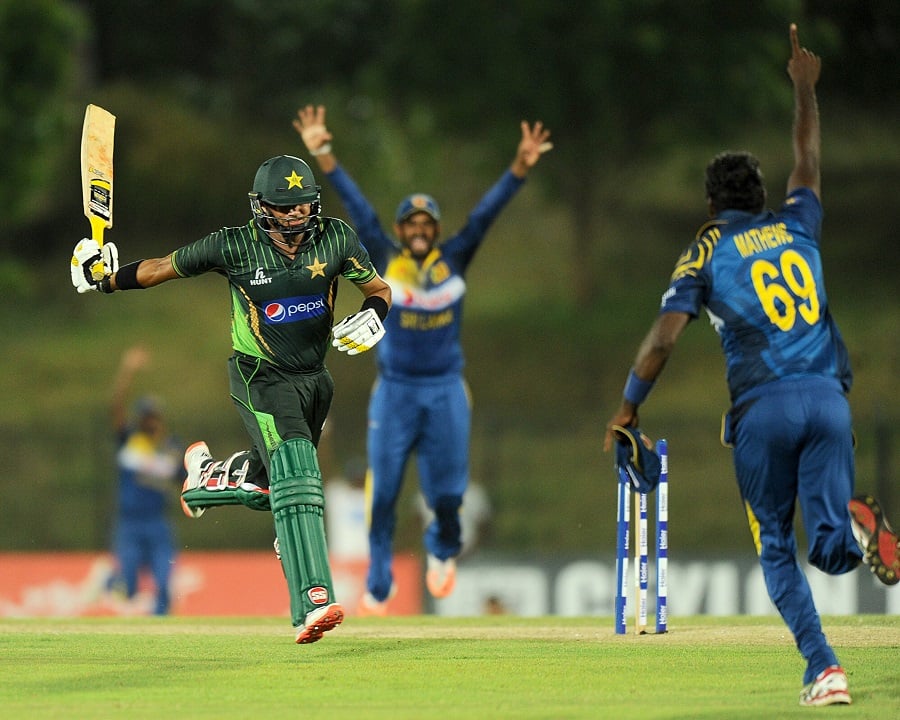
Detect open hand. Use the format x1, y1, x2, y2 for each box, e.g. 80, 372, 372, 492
511, 121, 552, 177
293, 105, 333, 154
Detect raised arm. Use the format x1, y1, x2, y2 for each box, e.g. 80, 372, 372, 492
111, 345, 150, 433
786, 23, 822, 198
294, 105, 337, 174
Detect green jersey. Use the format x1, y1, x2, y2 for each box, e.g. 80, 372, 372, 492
172, 218, 377, 372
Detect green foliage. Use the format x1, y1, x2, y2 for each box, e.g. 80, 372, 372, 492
0, 257, 37, 301
3, 3, 897, 554
0, 0, 85, 238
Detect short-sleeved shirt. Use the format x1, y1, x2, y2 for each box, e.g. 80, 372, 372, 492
326, 165, 525, 379
172, 218, 377, 373
115, 428, 181, 519
660, 188, 852, 403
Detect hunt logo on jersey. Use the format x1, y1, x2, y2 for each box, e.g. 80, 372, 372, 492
250, 268, 272, 286
307, 586, 329, 605
263, 294, 327, 324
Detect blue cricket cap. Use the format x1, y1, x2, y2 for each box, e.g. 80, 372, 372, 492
395, 193, 441, 223
134, 395, 164, 418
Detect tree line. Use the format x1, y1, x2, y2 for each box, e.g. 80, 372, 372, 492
2, 0, 897, 305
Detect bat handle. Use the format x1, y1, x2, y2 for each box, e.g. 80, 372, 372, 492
89, 217, 106, 248
89, 218, 107, 280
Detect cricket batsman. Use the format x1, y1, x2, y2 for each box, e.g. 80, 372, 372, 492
71, 154, 392, 643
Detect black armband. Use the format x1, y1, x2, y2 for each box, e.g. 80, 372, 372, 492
114, 260, 145, 291
361, 295, 389, 321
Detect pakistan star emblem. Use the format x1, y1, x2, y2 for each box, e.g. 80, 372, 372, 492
307, 258, 327, 278
284, 170, 304, 188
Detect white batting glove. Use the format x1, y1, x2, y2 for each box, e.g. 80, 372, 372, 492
71, 238, 118, 293
332, 307, 385, 356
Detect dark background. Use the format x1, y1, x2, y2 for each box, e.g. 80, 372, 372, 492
1, 0, 897, 557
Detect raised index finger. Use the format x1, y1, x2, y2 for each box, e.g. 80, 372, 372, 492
790, 23, 800, 55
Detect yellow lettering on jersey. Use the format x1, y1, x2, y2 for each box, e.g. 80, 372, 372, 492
399, 309, 453, 330
733, 222, 793, 258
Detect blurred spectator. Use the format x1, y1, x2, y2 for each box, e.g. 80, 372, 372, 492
108, 346, 183, 615
483, 595, 508, 615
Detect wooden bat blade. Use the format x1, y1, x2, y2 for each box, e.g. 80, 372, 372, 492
81, 104, 116, 247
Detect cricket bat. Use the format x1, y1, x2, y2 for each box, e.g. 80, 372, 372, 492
81, 104, 116, 279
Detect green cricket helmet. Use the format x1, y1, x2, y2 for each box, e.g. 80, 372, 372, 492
249, 155, 322, 242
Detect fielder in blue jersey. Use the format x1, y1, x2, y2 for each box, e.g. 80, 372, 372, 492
109, 346, 183, 615
295, 105, 552, 613
604, 25, 899, 707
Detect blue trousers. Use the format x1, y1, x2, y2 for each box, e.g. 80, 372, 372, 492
114, 516, 174, 615
730, 376, 862, 684
365, 375, 469, 600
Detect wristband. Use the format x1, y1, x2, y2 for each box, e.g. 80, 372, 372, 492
99, 276, 114, 294
623, 369, 654, 406
310, 143, 332, 157
114, 260, 145, 291
361, 295, 389, 322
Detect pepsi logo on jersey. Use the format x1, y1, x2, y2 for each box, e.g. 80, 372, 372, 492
263, 295, 326, 324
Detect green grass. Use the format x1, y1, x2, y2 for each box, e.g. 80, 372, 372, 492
2, 616, 898, 718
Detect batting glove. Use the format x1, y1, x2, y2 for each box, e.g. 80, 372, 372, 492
71, 238, 118, 294
332, 307, 385, 356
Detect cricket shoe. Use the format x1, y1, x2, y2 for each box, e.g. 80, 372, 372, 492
426, 555, 457, 599
181, 441, 214, 518
848, 495, 900, 585
357, 584, 397, 617
799, 666, 851, 707
295, 602, 344, 644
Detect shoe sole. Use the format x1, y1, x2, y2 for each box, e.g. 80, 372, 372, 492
874, 525, 900, 585
295, 603, 344, 644
849, 495, 899, 586
357, 593, 390, 617
800, 690, 851, 707
426, 570, 457, 599
848, 495, 878, 538
357, 584, 398, 616
799, 667, 851, 707
183, 441, 211, 474
179, 496, 203, 519
180, 441, 211, 519
356, 601, 388, 617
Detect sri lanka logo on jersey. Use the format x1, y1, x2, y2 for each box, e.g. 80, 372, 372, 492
263, 294, 327, 324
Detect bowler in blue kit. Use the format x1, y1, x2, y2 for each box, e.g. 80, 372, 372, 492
604, 25, 899, 707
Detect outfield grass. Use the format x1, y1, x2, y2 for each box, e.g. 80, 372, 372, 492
2, 615, 898, 719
